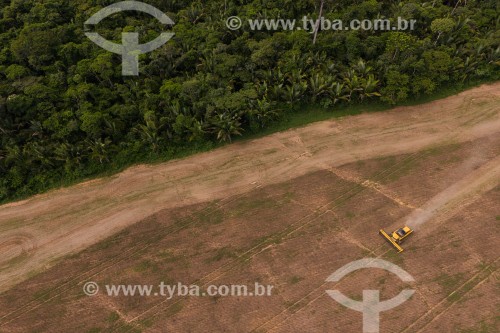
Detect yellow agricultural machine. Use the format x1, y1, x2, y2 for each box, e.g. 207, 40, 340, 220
379, 226, 413, 253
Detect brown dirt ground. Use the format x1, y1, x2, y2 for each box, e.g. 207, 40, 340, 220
0, 83, 499, 332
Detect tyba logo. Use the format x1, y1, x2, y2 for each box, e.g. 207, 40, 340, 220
326, 258, 415, 333
84, 1, 175, 76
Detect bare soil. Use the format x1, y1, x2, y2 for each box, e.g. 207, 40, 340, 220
0, 83, 499, 333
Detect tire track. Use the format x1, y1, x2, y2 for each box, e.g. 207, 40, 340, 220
0, 84, 498, 331
401, 260, 498, 333
114, 147, 442, 332
112, 88, 500, 331
259, 156, 499, 333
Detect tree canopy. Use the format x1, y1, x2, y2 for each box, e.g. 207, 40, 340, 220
0, 0, 499, 202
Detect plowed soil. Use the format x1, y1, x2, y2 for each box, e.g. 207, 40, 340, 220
0, 83, 499, 333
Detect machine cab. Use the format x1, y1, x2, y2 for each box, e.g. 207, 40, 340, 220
392, 226, 413, 242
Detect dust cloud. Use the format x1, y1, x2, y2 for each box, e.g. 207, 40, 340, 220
406, 149, 499, 229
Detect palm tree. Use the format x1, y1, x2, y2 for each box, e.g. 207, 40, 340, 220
86, 138, 112, 164
249, 98, 279, 128
134, 112, 167, 153
24, 141, 54, 171
307, 52, 328, 70
288, 53, 306, 71
320, 61, 339, 76
486, 45, 500, 65
171, 112, 206, 142
457, 56, 478, 82
354, 59, 373, 76
54, 142, 85, 169
286, 69, 306, 85
4, 145, 23, 166
359, 75, 381, 101
308, 73, 333, 102
343, 70, 363, 100
255, 81, 269, 99
181, 3, 205, 24
198, 50, 216, 73
211, 113, 243, 143
263, 68, 286, 85
328, 82, 350, 104
104, 119, 120, 139
186, 118, 205, 142
285, 82, 307, 107
269, 83, 285, 101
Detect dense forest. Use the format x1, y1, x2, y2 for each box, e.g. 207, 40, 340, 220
0, 0, 498, 202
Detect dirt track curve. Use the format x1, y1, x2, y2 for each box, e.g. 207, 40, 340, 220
0, 82, 499, 293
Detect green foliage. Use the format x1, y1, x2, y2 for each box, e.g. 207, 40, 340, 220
381, 70, 410, 104
431, 18, 455, 34
0, 0, 498, 202
4, 64, 29, 80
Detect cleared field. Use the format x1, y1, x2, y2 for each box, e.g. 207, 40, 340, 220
0, 83, 499, 332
